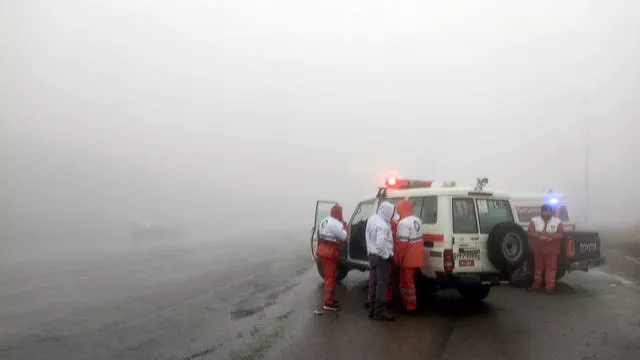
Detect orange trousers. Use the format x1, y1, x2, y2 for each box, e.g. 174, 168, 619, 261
532, 253, 558, 291
399, 267, 418, 310
385, 263, 418, 310
319, 256, 338, 304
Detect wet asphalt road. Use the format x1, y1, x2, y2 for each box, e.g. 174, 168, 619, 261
1, 234, 640, 360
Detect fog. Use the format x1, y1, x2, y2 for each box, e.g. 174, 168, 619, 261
1, 0, 639, 259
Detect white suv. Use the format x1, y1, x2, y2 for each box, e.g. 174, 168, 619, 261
310, 178, 529, 302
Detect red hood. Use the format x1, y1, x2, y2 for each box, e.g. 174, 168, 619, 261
396, 199, 413, 220
330, 204, 344, 223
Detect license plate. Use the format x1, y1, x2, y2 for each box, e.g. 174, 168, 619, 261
459, 259, 475, 267
455, 249, 480, 260
579, 242, 598, 253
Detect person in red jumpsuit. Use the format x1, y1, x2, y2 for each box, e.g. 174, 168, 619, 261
316, 204, 348, 310
394, 199, 424, 313
527, 204, 565, 294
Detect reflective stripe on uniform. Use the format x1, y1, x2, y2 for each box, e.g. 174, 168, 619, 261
397, 236, 423, 243
400, 289, 416, 300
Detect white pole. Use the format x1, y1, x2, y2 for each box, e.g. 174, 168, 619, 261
584, 119, 590, 229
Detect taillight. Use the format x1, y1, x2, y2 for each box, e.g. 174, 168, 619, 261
566, 238, 575, 258
444, 249, 454, 273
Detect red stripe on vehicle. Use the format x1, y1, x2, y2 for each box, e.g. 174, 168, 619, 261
423, 233, 444, 242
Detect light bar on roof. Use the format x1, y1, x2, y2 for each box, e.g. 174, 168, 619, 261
385, 177, 433, 189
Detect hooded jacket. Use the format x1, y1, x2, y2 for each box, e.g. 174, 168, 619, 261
365, 201, 395, 259
318, 205, 348, 243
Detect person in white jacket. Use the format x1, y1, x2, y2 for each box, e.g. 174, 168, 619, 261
365, 201, 396, 321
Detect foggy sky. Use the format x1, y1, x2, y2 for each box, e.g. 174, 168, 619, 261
2, 0, 639, 251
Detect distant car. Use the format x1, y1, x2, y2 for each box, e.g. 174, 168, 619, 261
509, 192, 606, 287
130, 221, 185, 241
310, 177, 530, 303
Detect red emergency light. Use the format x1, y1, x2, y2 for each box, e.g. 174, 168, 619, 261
385, 177, 433, 189
386, 176, 397, 187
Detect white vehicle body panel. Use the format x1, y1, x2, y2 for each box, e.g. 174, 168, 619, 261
511, 192, 576, 231
343, 186, 514, 279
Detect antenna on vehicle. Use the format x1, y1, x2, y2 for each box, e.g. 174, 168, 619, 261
475, 177, 488, 191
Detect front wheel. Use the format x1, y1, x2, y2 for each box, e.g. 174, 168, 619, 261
457, 285, 491, 303
316, 261, 350, 282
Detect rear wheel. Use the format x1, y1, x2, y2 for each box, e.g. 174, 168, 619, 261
316, 261, 350, 282
457, 284, 491, 303
509, 255, 568, 288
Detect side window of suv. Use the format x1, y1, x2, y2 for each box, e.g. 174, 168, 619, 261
408, 197, 423, 219
452, 198, 478, 233
420, 196, 438, 224
476, 199, 513, 234
350, 200, 376, 225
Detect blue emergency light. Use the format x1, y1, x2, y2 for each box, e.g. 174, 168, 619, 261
544, 192, 562, 207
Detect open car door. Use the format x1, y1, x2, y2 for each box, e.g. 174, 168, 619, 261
310, 200, 339, 261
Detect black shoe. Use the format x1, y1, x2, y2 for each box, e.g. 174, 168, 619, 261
372, 312, 396, 321
400, 308, 420, 316
323, 302, 341, 311
364, 300, 372, 309
545, 289, 555, 295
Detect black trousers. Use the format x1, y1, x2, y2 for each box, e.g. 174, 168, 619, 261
368, 254, 392, 315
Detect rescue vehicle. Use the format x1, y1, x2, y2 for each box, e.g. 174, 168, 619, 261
509, 192, 606, 287
511, 191, 576, 231
310, 177, 530, 302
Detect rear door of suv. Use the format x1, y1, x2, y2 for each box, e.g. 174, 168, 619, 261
451, 197, 484, 273
451, 196, 515, 273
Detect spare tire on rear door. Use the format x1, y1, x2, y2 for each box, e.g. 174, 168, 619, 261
487, 222, 530, 274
